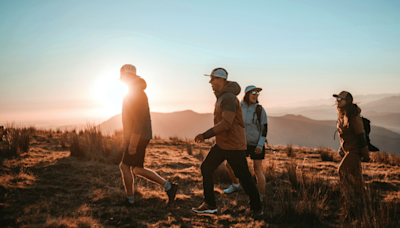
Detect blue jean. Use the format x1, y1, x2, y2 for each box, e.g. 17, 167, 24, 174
200, 144, 261, 211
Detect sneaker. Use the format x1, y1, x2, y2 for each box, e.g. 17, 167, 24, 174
192, 202, 218, 214
223, 184, 242, 194
122, 200, 136, 207
243, 208, 264, 219
166, 183, 178, 203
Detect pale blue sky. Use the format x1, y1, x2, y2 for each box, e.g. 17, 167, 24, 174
1, 0, 399, 125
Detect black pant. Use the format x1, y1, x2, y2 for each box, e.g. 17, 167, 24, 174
200, 145, 261, 211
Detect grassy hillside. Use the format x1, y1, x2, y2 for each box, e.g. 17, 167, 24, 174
1, 127, 400, 227
99, 111, 400, 154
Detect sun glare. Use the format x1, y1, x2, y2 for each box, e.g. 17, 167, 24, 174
93, 72, 128, 117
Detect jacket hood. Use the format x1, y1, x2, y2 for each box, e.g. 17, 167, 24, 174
215, 81, 241, 98
129, 76, 147, 91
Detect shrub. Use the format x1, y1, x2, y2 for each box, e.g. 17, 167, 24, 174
285, 144, 295, 157
372, 151, 400, 166
319, 147, 334, 162
185, 140, 193, 155
69, 125, 124, 164
264, 160, 276, 181
0, 127, 32, 158
285, 161, 298, 189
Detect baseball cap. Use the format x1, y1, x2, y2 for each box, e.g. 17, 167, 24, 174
120, 64, 137, 75
245, 85, 262, 94
333, 91, 353, 103
204, 68, 228, 79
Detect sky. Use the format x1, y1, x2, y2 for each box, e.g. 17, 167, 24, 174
1, 0, 399, 126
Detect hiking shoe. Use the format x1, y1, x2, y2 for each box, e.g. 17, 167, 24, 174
192, 202, 217, 214
243, 208, 264, 219
166, 183, 178, 203
122, 200, 136, 207
223, 184, 242, 194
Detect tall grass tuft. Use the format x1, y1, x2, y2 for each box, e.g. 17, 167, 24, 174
185, 140, 193, 155
319, 147, 334, 162
0, 127, 32, 158
285, 144, 295, 157
285, 160, 298, 189
264, 159, 276, 181
372, 151, 400, 166
69, 125, 124, 164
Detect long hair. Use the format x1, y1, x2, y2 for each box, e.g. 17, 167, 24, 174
337, 93, 358, 126
243, 91, 259, 105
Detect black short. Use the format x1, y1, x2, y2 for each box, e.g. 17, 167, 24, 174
122, 139, 150, 168
245, 145, 265, 160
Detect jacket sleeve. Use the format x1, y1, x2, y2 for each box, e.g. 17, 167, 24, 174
203, 94, 237, 139
257, 107, 268, 149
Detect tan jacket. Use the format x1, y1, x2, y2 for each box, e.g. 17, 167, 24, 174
337, 107, 365, 153
203, 81, 247, 150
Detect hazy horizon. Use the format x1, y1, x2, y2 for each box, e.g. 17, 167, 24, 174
1, 1, 400, 126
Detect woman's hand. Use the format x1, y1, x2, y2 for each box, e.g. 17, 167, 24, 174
128, 145, 137, 155
255, 147, 263, 154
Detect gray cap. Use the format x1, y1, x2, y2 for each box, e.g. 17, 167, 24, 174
245, 85, 262, 94
204, 68, 228, 79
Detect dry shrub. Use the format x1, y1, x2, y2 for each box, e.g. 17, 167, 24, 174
0, 127, 32, 158
59, 133, 69, 149
69, 125, 124, 164
277, 167, 332, 224
185, 140, 193, 155
194, 147, 207, 161
319, 147, 334, 162
153, 134, 162, 140
340, 181, 399, 227
285, 144, 295, 157
264, 160, 276, 181
372, 151, 400, 166
285, 160, 298, 189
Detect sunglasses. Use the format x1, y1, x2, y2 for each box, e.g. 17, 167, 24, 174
251, 91, 260, 95
336, 97, 345, 102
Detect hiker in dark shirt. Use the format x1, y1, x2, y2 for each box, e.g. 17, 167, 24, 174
119, 64, 178, 205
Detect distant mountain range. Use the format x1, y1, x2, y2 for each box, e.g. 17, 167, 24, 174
268, 95, 400, 133
99, 110, 400, 155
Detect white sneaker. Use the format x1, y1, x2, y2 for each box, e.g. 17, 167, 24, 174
223, 184, 242, 194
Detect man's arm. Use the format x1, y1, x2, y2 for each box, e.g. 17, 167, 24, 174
202, 94, 237, 139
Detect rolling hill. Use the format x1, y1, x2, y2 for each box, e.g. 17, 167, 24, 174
100, 110, 400, 155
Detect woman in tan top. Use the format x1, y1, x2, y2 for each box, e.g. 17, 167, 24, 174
334, 91, 370, 190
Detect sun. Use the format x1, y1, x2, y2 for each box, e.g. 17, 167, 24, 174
93, 71, 128, 117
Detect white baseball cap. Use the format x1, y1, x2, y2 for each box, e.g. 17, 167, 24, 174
245, 85, 262, 94
204, 68, 228, 79
120, 64, 138, 75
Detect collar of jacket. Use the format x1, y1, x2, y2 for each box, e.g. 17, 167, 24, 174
214, 81, 241, 98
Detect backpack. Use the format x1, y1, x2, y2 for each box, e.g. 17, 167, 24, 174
255, 104, 270, 146
334, 116, 379, 152
361, 117, 379, 152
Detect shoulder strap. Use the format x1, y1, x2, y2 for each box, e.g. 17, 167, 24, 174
256, 104, 262, 125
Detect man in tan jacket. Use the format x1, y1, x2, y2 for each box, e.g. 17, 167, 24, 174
192, 68, 262, 218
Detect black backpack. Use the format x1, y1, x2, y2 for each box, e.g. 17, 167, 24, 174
361, 117, 379, 152
255, 104, 270, 146
334, 116, 379, 152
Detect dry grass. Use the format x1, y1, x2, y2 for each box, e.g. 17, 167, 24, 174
372, 151, 400, 166
319, 147, 334, 162
285, 144, 295, 157
1, 132, 400, 227
0, 127, 33, 158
